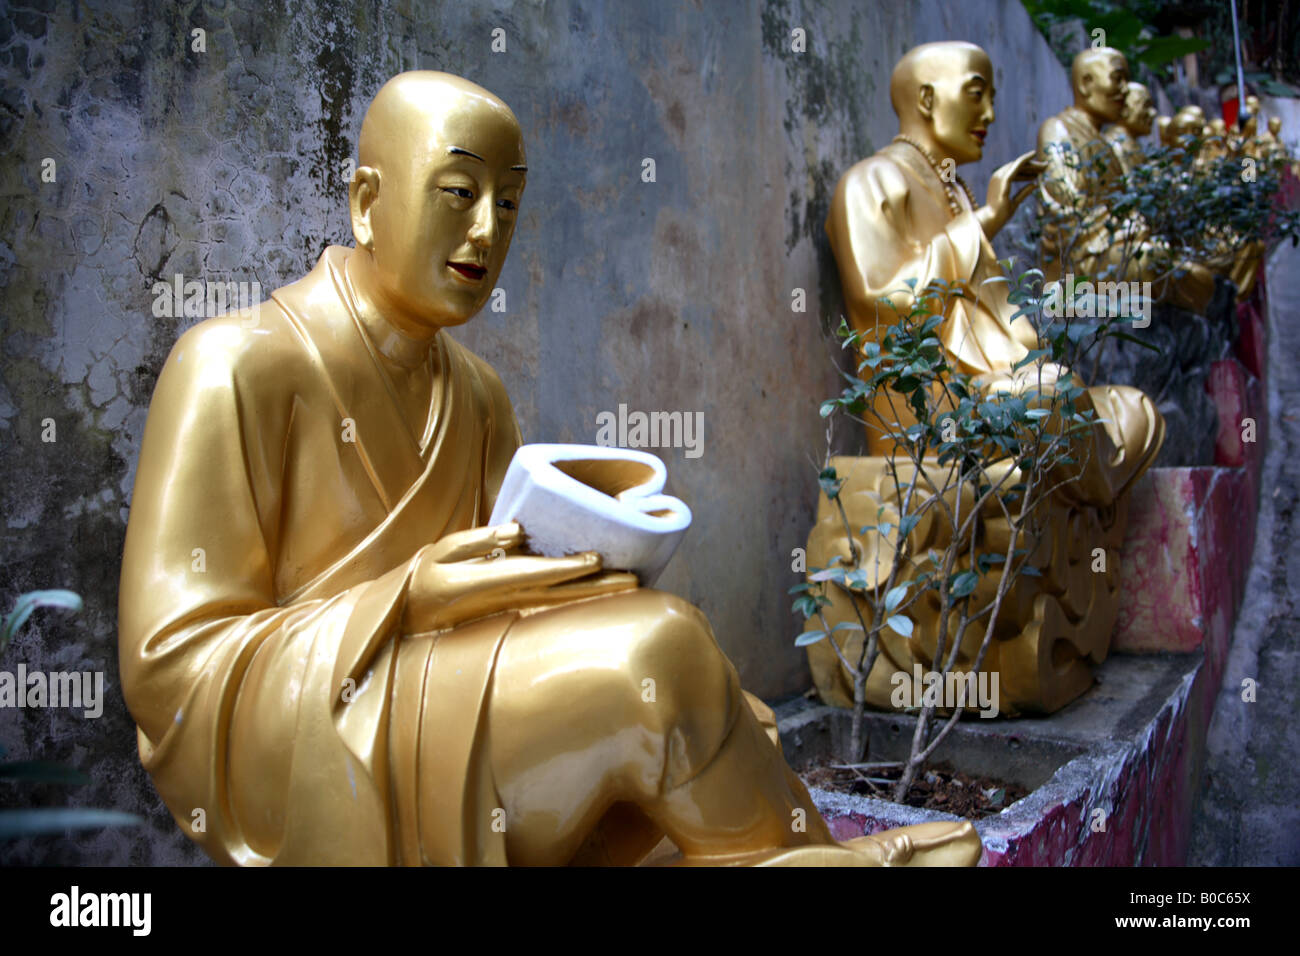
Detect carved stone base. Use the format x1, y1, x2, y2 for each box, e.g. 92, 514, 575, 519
803, 456, 1128, 717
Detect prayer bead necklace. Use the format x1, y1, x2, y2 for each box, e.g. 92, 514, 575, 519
893, 134, 977, 217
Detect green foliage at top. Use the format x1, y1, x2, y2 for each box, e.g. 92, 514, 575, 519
1022, 0, 1207, 75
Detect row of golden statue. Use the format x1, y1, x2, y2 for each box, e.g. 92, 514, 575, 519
116, 43, 1291, 866
808, 44, 1293, 718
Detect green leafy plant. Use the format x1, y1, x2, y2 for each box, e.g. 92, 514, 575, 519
1021, 0, 1208, 78
1113, 134, 1300, 263
793, 265, 1144, 800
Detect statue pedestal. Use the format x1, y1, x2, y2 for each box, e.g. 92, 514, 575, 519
802, 455, 1128, 717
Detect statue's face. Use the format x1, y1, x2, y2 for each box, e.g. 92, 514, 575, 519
1122, 84, 1155, 135
926, 52, 996, 165
1172, 105, 1205, 139
365, 103, 526, 329
1080, 54, 1128, 123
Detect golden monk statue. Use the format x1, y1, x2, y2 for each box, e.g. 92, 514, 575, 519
812, 42, 1165, 715
1104, 81, 1156, 173
1261, 116, 1297, 175
1158, 104, 1206, 147
118, 71, 979, 867
1038, 48, 1216, 312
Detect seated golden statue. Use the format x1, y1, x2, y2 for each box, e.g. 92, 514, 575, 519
1259, 115, 1297, 175
1038, 48, 1216, 312
813, 42, 1165, 716
117, 71, 980, 867
1103, 81, 1156, 173
1158, 104, 1207, 147
1148, 98, 1273, 298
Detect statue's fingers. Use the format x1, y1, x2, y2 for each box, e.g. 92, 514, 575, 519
421, 568, 637, 633
1011, 181, 1037, 206
510, 571, 640, 608
1014, 154, 1047, 178
434, 522, 524, 562
451, 552, 605, 597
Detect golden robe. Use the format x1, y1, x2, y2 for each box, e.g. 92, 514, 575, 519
825, 141, 1161, 503
119, 246, 529, 865
812, 143, 1166, 715
1102, 124, 1145, 175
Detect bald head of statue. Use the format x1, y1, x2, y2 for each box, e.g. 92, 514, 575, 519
348, 71, 527, 333
891, 41, 996, 166
1120, 81, 1155, 137
1071, 48, 1129, 125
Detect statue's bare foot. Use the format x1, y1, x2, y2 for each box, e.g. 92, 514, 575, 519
662, 821, 982, 867
755, 821, 982, 867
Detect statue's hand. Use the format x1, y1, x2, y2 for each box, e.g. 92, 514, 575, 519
977, 150, 1045, 238
405, 522, 637, 632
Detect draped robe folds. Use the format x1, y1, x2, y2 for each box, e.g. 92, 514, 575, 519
1037, 106, 1133, 283
118, 246, 528, 865
825, 142, 1163, 506
1102, 124, 1146, 175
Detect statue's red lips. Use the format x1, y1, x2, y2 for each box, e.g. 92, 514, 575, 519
448, 261, 487, 281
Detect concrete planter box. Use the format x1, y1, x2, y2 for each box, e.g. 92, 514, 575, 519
778, 650, 1211, 865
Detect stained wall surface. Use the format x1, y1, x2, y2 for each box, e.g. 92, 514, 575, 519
0, 0, 1071, 863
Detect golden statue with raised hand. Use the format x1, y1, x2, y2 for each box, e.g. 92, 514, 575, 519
812, 42, 1165, 716
1104, 81, 1156, 172
1038, 48, 1216, 312
118, 71, 980, 867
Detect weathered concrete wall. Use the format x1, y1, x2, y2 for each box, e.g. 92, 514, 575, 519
0, 0, 1071, 863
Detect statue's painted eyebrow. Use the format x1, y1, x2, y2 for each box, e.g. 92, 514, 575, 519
447, 146, 527, 173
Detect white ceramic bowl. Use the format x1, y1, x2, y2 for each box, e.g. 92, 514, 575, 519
487, 444, 692, 586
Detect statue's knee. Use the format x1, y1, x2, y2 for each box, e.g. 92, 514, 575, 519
619, 591, 729, 685
615, 590, 738, 734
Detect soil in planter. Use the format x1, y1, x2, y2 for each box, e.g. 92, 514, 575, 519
801, 761, 1030, 820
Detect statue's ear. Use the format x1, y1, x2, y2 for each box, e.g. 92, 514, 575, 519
917, 83, 935, 120
349, 166, 381, 252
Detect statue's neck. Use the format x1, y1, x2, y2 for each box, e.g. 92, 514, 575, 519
1067, 103, 1103, 132
343, 250, 438, 370
896, 124, 957, 169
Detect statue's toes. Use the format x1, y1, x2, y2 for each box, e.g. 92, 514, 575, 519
879, 821, 983, 867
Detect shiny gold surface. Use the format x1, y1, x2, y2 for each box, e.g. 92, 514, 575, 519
1104, 81, 1155, 173
816, 43, 1165, 716
1038, 48, 1215, 312
118, 71, 980, 866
